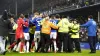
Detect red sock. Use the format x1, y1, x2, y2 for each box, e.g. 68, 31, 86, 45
8, 42, 16, 49
20, 42, 24, 52
32, 41, 35, 47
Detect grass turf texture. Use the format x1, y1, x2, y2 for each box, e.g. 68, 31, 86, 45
1, 50, 100, 56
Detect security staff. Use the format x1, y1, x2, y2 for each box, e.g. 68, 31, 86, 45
69, 20, 81, 53
40, 16, 58, 52
57, 18, 70, 52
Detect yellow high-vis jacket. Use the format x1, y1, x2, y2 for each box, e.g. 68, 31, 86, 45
29, 26, 36, 34
57, 18, 70, 33
71, 24, 80, 38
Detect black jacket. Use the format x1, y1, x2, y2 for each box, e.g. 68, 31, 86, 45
0, 10, 12, 36
0, 18, 12, 36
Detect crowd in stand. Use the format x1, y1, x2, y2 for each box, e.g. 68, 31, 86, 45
39, 0, 100, 12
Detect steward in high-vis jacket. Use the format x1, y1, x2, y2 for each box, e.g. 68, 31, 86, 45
40, 16, 58, 52
69, 20, 81, 53
57, 18, 70, 52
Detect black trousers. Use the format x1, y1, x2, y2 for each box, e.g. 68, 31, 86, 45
36, 41, 42, 52
70, 38, 81, 52
57, 32, 69, 52
67, 35, 72, 52
49, 39, 54, 51
8, 34, 15, 50
8, 34, 15, 45
88, 36, 96, 52
40, 33, 50, 52
29, 33, 34, 51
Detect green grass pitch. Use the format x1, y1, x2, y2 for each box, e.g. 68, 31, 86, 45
1, 50, 100, 56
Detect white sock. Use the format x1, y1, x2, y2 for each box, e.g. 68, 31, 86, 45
26, 41, 29, 52
35, 42, 37, 50
53, 41, 56, 52
24, 45, 26, 52
16, 42, 21, 51
13, 45, 17, 50
48, 46, 50, 51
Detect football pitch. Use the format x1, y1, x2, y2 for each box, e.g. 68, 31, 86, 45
2, 50, 100, 56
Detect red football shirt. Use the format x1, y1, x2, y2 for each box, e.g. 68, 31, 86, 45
15, 18, 24, 39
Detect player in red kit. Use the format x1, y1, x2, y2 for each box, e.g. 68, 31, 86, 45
8, 14, 28, 53
16, 17, 24, 40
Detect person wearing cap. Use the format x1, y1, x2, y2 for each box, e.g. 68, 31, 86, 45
81, 15, 97, 53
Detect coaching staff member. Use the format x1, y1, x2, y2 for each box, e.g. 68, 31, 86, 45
81, 15, 97, 53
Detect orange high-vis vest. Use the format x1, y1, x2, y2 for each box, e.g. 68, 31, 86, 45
41, 20, 58, 34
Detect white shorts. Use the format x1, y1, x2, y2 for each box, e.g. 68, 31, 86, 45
34, 31, 40, 38
34, 31, 41, 42
50, 32, 57, 39
24, 33, 30, 40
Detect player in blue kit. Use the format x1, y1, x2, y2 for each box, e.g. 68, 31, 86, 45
49, 15, 58, 53
23, 15, 30, 53
31, 12, 42, 51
